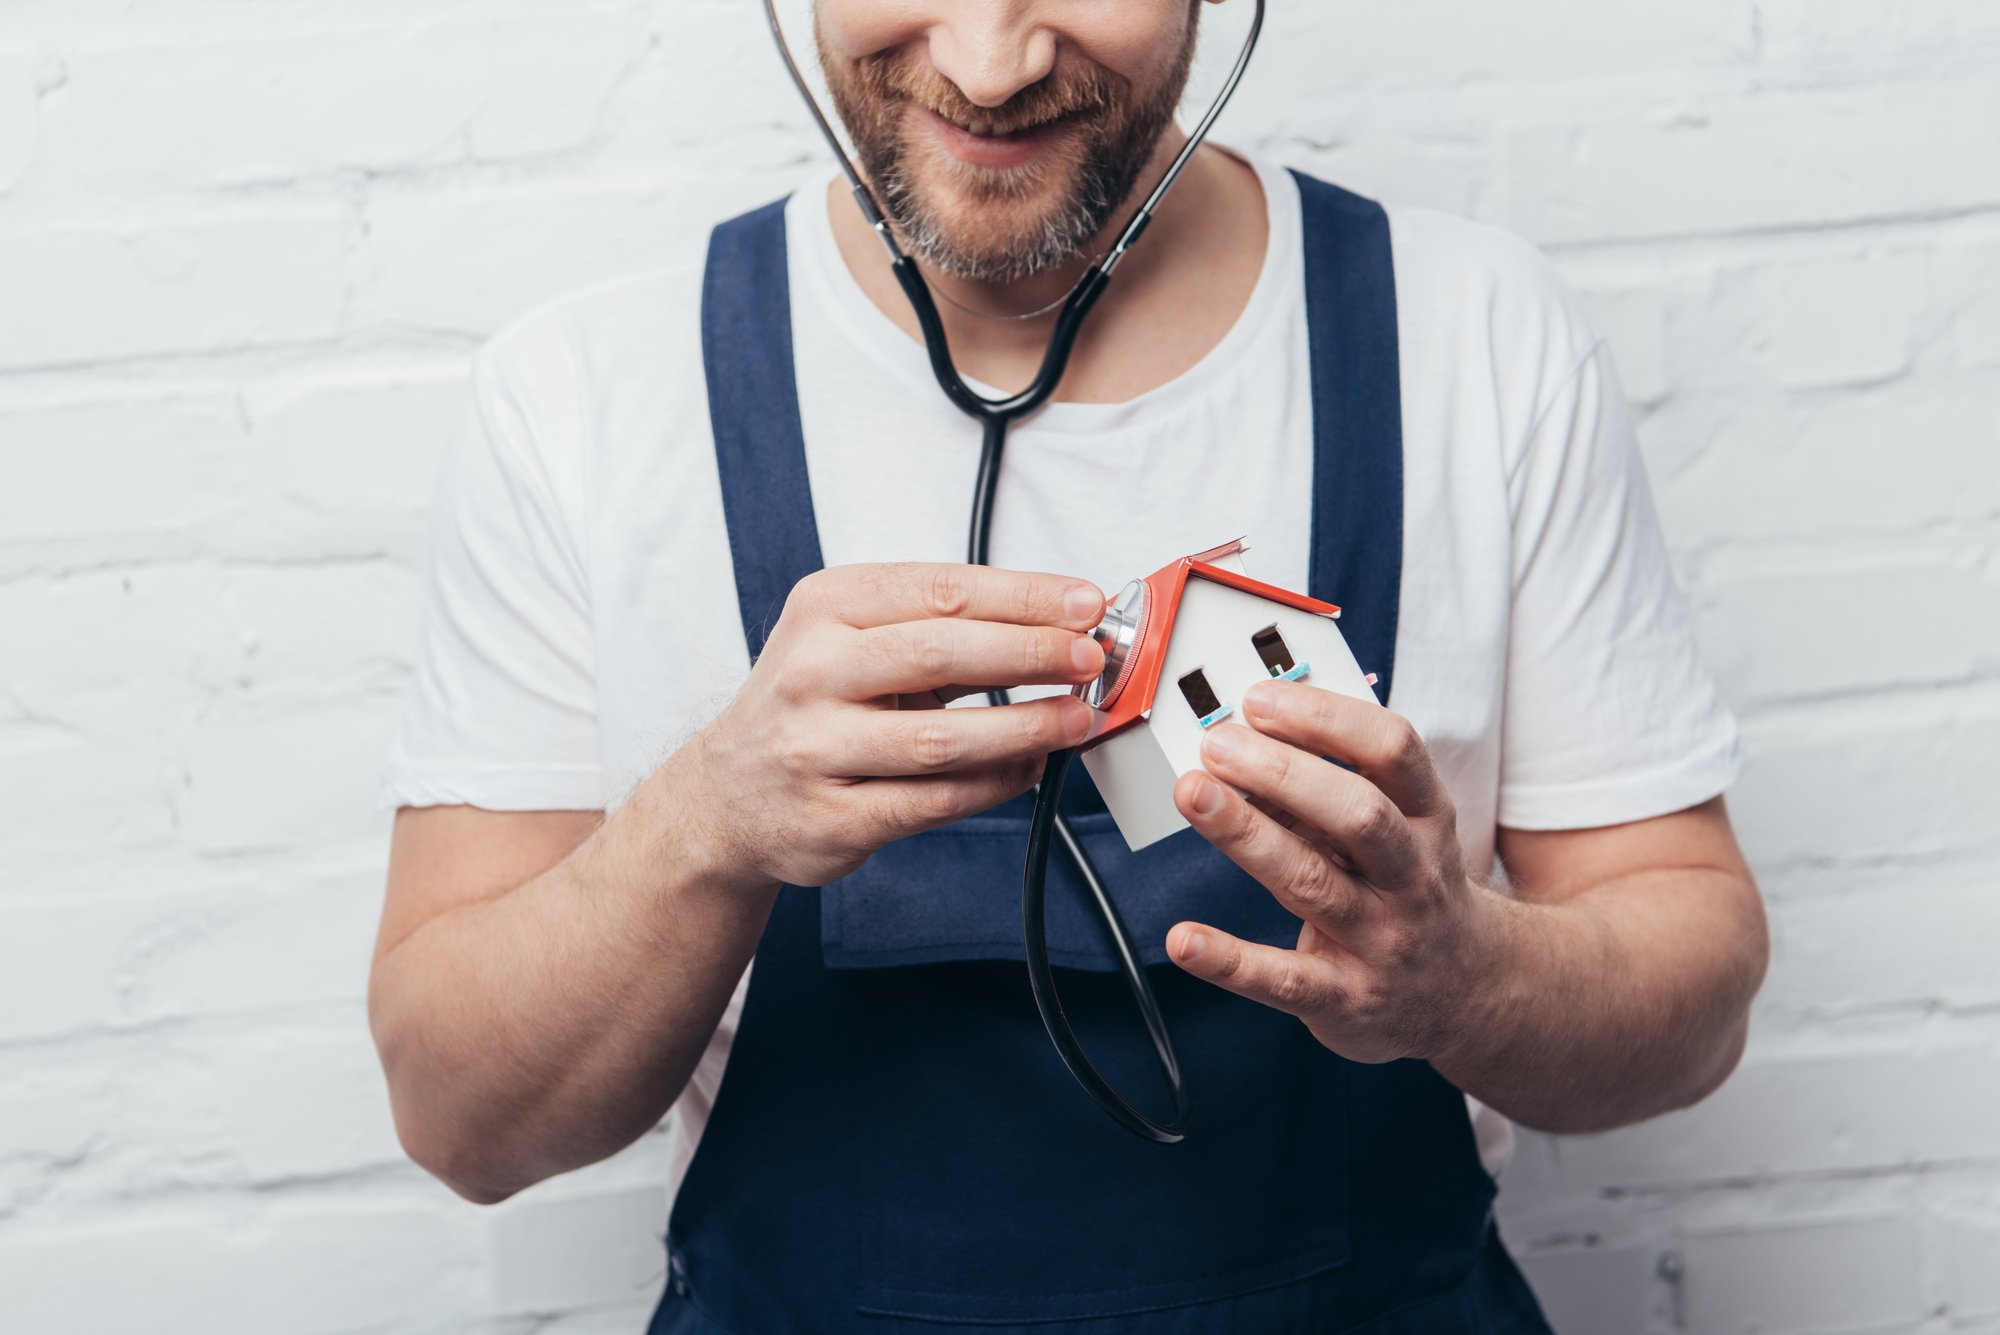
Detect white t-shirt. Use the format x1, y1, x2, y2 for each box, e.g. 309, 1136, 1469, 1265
381, 152, 1741, 1204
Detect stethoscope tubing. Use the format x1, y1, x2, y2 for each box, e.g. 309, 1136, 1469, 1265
765, 0, 1266, 1142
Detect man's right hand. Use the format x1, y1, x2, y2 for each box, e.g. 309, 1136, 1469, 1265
692, 563, 1107, 889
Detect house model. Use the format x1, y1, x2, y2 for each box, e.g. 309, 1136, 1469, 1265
1077, 538, 1380, 851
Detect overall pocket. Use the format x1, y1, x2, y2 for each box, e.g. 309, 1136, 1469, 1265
820, 808, 1305, 971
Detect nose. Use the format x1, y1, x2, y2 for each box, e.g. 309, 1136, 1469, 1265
923, 2, 1059, 108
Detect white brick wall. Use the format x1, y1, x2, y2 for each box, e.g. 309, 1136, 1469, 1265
1, 2, 1993, 1331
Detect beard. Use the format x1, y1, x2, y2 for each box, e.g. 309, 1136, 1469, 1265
818, 22, 1199, 283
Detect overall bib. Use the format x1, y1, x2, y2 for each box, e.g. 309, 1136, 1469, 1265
648, 173, 1553, 1335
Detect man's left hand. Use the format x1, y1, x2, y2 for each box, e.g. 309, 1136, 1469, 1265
1168, 678, 1512, 1066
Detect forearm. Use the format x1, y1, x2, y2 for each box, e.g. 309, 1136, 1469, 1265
1433, 866, 1768, 1135
369, 744, 779, 1203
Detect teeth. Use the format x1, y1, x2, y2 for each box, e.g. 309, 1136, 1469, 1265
942, 109, 1055, 138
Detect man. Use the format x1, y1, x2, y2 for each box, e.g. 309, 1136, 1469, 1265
369, 1, 1768, 1330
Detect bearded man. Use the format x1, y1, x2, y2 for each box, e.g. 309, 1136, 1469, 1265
368, 2, 1768, 1331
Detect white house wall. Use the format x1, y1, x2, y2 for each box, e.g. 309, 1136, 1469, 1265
1080, 717, 1188, 852
1097, 578, 1378, 851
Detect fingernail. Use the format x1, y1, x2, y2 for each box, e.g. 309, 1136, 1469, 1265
1202, 725, 1242, 763
1058, 697, 1092, 743
1070, 636, 1103, 674
1065, 584, 1104, 623
1179, 930, 1207, 961
1191, 775, 1226, 817
1243, 682, 1277, 721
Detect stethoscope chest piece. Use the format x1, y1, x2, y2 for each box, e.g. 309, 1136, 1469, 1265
1085, 579, 1150, 711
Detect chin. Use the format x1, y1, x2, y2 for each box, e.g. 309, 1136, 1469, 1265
901, 170, 1092, 273
918, 213, 1073, 280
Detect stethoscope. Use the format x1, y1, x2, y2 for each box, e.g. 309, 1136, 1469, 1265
765, 0, 1266, 1143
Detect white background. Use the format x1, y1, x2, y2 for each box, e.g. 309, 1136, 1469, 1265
2, 1, 1997, 1331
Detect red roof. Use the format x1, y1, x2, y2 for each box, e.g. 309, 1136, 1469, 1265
1083, 539, 1340, 749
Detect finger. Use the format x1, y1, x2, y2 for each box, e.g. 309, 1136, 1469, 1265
836, 696, 1092, 777
798, 563, 1105, 633
1198, 723, 1421, 887
1174, 770, 1378, 945
1240, 681, 1447, 819
1165, 921, 1350, 1021
844, 619, 1103, 698
861, 756, 1046, 838
898, 682, 1061, 710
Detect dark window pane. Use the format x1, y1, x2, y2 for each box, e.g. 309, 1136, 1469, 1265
1178, 667, 1223, 718
1252, 624, 1294, 677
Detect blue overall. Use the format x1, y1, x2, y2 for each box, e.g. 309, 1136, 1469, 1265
648, 173, 1553, 1335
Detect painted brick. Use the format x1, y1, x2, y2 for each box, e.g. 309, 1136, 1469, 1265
0, 1016, 401, 1192
489, 1185, 669, 1314
0, 893, 138, 1042
1681, 1217, 1923, 1335
1936, 234, 2000, 370
1503, 79, 2000, 242
0, 870, 378, 1042
0, 718, 176, 871
354, 179, 696, 339
0, 46, 38, 193
0, 208, 347, 369
1766, 249, 1928, 390
478, 1301, 665, 1335
1756, 0, 2000, 69
1766, 868, 2000, 1018
1542, 1043, 2000, 1190
0, 376, 441, 577
0, 1200, 483, 1334
138, 1020, 404, 1185
51, 13, 650, 190
0, 560, 419, 714
1729, 696, 2000, 868
248, 367, 463, 519
175, 696, 401, 853
1655, 384, 2000, 550
1512, 1245, 1662, 1335
1942, 1214, 2000, 1319
0, 392, 254, 546
1694, 552, 2000, 707
113, 867, 382, 1022
589, 5, 807, 163
1240, 0, 1752, 92
346, 178, 735, 338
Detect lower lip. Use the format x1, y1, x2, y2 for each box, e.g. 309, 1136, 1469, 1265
918, 104, 1071, 170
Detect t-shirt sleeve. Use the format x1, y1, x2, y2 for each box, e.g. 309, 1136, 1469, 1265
379, 331, 603, 811
1495, 337, 1742, 831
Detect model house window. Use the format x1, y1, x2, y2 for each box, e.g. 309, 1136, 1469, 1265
1251, 625, 1295, 677
1177, 667, 1225, 721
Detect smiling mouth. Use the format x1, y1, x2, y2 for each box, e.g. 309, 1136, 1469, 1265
923, 101, 1087, 141
954, 113, 1055, 139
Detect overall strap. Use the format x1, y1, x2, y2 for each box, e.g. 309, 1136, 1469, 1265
701, 197, 826, 659
1292, 170, 1405, 702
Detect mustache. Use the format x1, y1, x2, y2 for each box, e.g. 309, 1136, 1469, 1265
855, 54, 1118, 139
